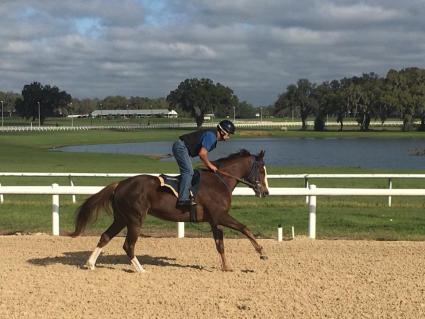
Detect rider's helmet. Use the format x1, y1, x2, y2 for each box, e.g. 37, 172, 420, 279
217, 120, 236, 135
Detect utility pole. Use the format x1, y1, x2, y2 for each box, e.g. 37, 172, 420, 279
70, 102, 73, 127
37, 101, 41, 127
1, 100, 3, 127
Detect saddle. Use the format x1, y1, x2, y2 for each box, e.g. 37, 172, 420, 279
157, 169, 201, 222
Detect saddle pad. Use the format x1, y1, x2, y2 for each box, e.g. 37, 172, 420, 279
157, 169, 201, 198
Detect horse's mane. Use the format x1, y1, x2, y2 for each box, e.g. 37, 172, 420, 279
213, 149, 252, 167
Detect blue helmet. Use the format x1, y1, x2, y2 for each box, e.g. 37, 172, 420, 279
217, 120, 236, 134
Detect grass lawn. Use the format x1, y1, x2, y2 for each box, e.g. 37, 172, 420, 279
1, 128, 425, 239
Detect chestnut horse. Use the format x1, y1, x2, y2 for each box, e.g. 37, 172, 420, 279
70, 149, 269, 272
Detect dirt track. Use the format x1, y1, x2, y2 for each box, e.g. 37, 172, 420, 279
1, 235, 425, 318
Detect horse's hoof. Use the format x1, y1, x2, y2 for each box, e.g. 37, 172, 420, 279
135, 267, 147, 273
260, 255, 268, 261
222, 267, 233, 272
130, 257, 147, 273
85, 262, 95, 270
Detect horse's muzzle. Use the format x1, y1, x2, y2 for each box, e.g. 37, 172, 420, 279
255, 189, 269, 198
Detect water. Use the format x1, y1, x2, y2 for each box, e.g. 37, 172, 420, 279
58, 137, 425, 169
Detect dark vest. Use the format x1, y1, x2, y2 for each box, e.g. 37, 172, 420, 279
179, 129, 217, 157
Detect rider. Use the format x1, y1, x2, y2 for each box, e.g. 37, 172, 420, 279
172, 119, 236, 210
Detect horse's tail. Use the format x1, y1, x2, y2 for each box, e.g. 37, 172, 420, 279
69, 182, 119, 237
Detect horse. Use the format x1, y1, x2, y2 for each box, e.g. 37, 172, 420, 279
70, 149, 270, 272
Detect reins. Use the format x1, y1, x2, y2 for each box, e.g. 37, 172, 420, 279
216, 169, 257, 188
213, 154, 263, 190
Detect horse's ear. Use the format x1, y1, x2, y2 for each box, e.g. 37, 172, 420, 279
258, 150, 265, 160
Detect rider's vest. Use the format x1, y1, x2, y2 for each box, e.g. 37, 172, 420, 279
179, 129, 217, 157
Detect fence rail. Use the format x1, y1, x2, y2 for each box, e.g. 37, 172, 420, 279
2, 183, 425, 238
2, 172, 425, 207
0, 120, 415, 132
2, 172, 425, 178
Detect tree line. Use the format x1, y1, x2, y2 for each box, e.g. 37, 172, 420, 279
2, 67, 424, 128
1, 79, 258, 126
274, 67, 425, 131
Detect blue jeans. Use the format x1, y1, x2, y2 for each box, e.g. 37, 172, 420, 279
172, 140, 193, 202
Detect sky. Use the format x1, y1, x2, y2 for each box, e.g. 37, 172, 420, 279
0, 0, 424, 106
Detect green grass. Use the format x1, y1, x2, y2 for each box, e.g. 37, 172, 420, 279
2, 194, 425, 240
1, 128, 425, 239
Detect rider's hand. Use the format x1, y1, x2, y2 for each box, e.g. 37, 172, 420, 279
209, 165, 218, 173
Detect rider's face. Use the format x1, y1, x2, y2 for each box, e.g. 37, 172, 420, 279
219, 130, 230, 140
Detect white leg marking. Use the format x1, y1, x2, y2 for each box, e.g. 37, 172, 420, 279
86, 247, 102, 270
131, 257, 146, 273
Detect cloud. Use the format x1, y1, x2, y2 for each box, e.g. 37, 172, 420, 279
0, 0, 424, 105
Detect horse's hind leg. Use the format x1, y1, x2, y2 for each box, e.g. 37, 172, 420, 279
211, 225, 232, 272
123, 225, 146, 273
86, 219, 125, 270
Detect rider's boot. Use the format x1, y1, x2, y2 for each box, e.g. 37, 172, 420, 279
176, 198, 197, 211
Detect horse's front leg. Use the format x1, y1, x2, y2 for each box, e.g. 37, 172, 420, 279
219, 214, 268, 260
211, 224, 232, 271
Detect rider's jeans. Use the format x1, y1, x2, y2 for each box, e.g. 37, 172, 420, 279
172, 139, 193, 202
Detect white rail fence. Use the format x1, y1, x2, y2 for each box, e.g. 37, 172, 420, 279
2, 172, 425, 207
0, 120, 413, 132
2, 183, 425, 239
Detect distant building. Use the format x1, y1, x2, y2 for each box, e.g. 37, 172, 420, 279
168, 110, 178, 118
203, 113, 215, 120
67, 114, 89, 118
91, 109, 178, 118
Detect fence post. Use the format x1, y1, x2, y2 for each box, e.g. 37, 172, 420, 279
308, 184, 316, 239
388, 178, 392, 207
52, 183, 60, 236
177, 222, 185, 238
0, 183, 3, 204
277, 224, 283, 242
70, 177, 76, 204
305, 177, 309, 204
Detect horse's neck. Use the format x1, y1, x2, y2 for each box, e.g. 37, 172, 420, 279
220, 157, 251, 180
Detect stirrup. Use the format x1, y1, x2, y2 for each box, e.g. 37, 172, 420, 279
176, 200, 192, 209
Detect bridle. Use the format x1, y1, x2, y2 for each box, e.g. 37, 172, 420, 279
217, 156, 263, 192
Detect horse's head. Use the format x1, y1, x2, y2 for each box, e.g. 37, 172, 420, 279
245, 150, 269, 198
215, 149, 269, 197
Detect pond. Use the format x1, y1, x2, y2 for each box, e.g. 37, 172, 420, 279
58, 137, 425, 169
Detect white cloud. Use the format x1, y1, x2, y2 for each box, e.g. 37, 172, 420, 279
270, 27, 341, 45
5, 41, 33, 54
0, 0, 424, 105
322, 3, 404, 23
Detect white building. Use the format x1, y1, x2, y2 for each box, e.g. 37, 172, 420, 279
91, 109, 178, 118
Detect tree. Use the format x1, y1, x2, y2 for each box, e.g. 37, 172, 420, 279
274, 80, 317, 129
70, 98, 98, 115
386, 69, 415, 131
166, 78, 238, 127
15, 82, 71, 124
407, 68, 425, 131
356, 73, 380, 131
273, 67, 425, 132
0, 91, 20, 116
335, 78, 358, 131
378, 76, 398, 126
291, 79, 317, 130
313, 82, 334, 131
236, 101, 256, 119
274, 85, 296, 119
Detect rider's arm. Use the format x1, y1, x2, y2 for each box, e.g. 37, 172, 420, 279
198, 147, 218, 172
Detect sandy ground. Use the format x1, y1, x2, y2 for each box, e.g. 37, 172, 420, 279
1, 235, 425, 319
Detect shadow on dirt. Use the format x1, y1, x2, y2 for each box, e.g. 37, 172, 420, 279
27, 251, 206, 270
